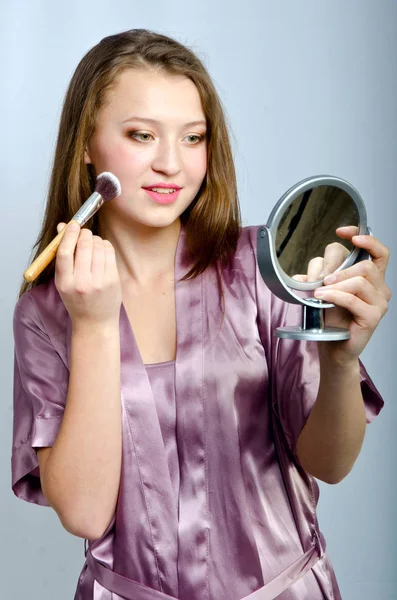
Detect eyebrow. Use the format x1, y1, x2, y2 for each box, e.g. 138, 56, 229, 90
122, 116, 207, 128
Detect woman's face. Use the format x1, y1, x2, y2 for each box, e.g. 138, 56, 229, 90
85, 68, 208, 230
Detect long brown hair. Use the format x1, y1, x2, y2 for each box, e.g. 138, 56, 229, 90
19, 29, 241, 298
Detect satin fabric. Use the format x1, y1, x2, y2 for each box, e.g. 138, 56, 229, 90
85, 542, 320, 599
146, 361, 179, 504
12, 225, 383, 600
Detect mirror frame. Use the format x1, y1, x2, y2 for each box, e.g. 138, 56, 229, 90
257, 175, 368, 309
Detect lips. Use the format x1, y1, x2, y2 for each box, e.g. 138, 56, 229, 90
146, 187, 178, 194
143, 183, 182, 191
143, 188, 181, 205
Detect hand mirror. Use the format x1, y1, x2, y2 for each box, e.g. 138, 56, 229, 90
257, 175, 371, 341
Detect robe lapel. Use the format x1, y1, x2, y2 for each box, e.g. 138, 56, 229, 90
174, 227, 210, 600
118, 301, 179, 596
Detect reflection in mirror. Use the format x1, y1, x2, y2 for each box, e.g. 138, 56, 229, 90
276, 185, 359, 281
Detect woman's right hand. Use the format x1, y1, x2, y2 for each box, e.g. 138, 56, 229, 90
54, 222, 122, 326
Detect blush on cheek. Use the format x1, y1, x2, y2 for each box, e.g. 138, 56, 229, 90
193, 149, 207, 178
98, 141, 126, 167
112, 142, 148, 172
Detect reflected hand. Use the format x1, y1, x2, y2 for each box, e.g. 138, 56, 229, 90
292, 228, 352, 282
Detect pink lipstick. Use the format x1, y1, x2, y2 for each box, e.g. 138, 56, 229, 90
142, 183, 182, 205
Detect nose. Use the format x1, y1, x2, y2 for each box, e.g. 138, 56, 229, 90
151, 138, 182, 176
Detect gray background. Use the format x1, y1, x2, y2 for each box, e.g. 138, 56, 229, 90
2, 1, 396, 598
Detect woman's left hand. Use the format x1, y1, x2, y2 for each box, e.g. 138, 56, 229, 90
313, 227, 391, 365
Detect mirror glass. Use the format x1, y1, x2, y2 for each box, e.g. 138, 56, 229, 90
276, 185, 359, 282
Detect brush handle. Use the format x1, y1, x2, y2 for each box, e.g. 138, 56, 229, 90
23, 220, 79, 283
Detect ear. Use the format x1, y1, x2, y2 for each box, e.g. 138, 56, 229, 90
84, 148, 92, 164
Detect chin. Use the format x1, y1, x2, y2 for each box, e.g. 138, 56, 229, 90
134, 212, 182, 230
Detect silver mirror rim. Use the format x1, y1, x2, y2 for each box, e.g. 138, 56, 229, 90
266, 175, 368, 297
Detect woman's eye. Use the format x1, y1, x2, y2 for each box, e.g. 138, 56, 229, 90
129, 132, 153, 142
185, 134, 203, 144
128, 132, 204, 144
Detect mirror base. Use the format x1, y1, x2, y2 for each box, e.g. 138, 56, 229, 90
276, 326, 350, 341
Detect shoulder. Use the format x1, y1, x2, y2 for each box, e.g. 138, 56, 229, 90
229, 225, 261, 273
230, 225, 294, 326
14, 279, 69, 344
219, 225, 271, 305
224, 225, 267, 288
16, 278, 62, 315
236, 224, 260, 254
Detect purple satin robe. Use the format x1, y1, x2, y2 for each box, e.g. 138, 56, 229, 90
11, 225, 383, 599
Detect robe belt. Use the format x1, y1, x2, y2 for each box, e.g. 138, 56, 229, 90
87, 540, 323, 600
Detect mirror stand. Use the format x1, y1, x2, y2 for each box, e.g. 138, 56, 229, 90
276, 300, 351, 341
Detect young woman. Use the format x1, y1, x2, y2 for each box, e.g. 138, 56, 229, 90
12, 29, 390, 600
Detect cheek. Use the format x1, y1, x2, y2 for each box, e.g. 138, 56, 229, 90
92, 139, 147, 179
193, 149, 208, 181
95, 140, 127, 166
184, 146, 207, 182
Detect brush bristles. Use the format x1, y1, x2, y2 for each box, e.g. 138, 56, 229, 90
95, 172, 122, 203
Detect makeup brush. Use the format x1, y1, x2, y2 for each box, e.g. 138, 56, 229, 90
23, 172, 121, 283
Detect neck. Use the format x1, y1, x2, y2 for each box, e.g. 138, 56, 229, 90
98, 216, 182, 288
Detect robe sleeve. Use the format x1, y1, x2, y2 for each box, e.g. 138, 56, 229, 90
251, 227, 384, 458
11, 294, 69, 506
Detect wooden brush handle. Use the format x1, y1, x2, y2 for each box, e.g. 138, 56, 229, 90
23, 220, 78, 283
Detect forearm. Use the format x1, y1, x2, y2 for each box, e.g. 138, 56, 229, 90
43, 321, 122, 539
296, 349, 366, 484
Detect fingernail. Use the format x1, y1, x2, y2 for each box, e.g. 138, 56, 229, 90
314, 288, 326, 296
323, 274, 337, 284
68, 223, 79, 231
